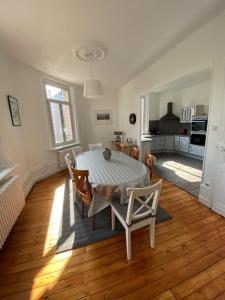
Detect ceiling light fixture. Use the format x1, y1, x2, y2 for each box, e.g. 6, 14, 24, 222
74, 42, 107, 98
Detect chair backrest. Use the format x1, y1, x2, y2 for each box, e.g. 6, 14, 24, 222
65, 153, 74, 179
115, 143, 126, 152
130, 145, 140, 160
88, 143, 103, 151
126, 179, 163, 225
72, 146, 83, 162
145, 153, 156, 180
71, 167, 93, 204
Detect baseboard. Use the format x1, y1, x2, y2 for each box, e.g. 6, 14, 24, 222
22, 162, 62, 198
212, 205, 225, 218
199, 195, 211, 208
199, 183, 212, 208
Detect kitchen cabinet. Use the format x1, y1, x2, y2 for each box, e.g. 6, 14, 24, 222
164, 136, 174, 150
150, 136, 174, 152
189, 144, 205, 157
179, 136, 190, 153
180, 107, 195, 123
174, 136, 190, 153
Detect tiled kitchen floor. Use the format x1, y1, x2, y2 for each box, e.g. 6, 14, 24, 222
155, 152, 203, 197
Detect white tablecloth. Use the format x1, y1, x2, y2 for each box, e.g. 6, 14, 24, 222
76, 150, 150, 216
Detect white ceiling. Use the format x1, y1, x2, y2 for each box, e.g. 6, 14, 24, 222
0, 0, 224, 88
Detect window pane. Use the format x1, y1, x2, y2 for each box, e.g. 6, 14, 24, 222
62, 104, 73, 142
50, 102, 64, 144
45, 84, 69, 101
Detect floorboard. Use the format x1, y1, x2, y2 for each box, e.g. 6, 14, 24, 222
0, 170, 224, 299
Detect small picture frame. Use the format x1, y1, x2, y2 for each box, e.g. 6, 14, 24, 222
8, 95, 21, 126
94, 110, 112, 125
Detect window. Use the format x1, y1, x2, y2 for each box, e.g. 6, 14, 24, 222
44, 80, 75, 147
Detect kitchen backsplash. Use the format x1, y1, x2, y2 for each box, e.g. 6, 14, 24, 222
149, 120, 191, 135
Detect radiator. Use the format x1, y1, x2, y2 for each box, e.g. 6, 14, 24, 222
57, 147, 76, 168
0, 175, 25, 249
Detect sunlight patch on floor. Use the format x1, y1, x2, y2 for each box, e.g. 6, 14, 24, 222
30, 182, 73, 299
162, 160, 202, 183
43, 183, 66, 256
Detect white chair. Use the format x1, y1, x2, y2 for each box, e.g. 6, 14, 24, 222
65, 153, 74, 179
88, 143, 103, 151
72, 145, 83, 163
111, 179, 163, 260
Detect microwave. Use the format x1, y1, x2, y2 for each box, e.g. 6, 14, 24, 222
191, 116, 208, 132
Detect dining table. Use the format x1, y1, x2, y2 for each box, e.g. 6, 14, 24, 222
76, 150, 150, 216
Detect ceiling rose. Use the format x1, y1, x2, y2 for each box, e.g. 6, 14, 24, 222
74, 41, 107, 62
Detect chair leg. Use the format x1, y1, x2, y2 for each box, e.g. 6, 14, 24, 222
111, 208, 115, 230
92, 214, 96, 230
81, 200, 84, 218
150, 219, 155, 248
126, 228, 131, 260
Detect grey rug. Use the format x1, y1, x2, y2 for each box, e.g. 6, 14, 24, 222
155, 152, 203, 197
56, 177, 172, 253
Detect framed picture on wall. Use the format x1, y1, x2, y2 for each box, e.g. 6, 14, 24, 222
7, 95, 21, 126
94, 110, 112, 125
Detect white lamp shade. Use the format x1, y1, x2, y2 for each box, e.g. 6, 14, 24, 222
83, 79, 103, 98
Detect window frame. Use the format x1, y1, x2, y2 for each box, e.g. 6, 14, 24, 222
43, 78, 76, 148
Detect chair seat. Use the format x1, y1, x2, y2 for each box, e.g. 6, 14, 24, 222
111, 195, 155, 226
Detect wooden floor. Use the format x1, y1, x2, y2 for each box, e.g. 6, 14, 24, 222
1, 171, 225, 300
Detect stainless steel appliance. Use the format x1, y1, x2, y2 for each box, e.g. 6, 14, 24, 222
190, 133, 206, 146
191, 115, 208, 133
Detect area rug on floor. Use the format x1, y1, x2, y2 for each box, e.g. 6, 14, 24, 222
56, 178, 172, 253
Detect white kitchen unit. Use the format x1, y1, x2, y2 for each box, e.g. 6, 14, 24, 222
151, 135, 174, 153
189, 144, 205, 156
180, 107, 195, 123
164, 136, 174, 150
179, 136, 190, 153
175, 135, 205, 158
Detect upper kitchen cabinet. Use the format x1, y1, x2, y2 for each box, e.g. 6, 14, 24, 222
180, 107, 195, 123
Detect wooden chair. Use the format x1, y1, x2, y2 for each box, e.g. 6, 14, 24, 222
72, 146, 83, 165
111, 179, 163, 260
130, 145, 140, 160
65, 153, 74, 179
115, 142, 126, 152
72, 167, 96, 230
88, 143, 103, 151
145, 153, 157, 181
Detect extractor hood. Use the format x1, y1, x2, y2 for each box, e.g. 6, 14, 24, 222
160, 102, 179, 121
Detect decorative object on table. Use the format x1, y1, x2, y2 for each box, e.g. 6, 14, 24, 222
130, 145, 140, 160
74, 41, 107, 98
129, 113, 136, 124
114, 131, 123, 142
7, 95, 21, 126
103, 148, 112, 160
94, 110, 112, 125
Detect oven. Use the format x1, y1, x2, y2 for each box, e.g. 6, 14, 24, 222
191, 116, 208, 132
190, 133, 206, 146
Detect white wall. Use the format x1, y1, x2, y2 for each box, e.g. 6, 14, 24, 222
158, 80, 211, 119
76, 88, 119, 150
0, 51, 119, 195
118, 14, 225, 211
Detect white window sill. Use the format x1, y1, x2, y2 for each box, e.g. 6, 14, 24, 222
49, 142, 82, 151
